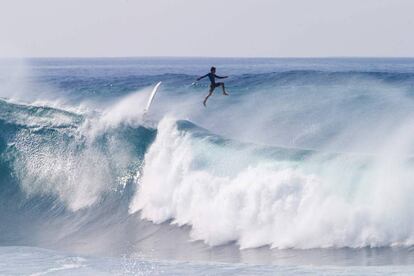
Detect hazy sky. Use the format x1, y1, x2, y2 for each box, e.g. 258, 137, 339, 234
1, 0, 413, 57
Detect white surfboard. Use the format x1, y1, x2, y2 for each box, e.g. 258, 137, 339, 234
143, 81, 162, 114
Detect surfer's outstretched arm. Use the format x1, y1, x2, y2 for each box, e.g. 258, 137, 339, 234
197, 74, 208, 81
214, 75, 228, 79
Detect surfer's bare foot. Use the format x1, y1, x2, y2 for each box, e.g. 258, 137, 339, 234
223, 92, 229, 96
203, 100, 207, 107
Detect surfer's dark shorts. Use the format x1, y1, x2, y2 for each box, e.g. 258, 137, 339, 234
210, 82, 223, 89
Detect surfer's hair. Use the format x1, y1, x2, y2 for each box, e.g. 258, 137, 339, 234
210, 66, 216, 72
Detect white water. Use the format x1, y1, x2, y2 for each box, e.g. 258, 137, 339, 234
130, 116, 414, 249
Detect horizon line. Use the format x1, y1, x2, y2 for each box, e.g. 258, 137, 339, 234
1, 56, 414, 60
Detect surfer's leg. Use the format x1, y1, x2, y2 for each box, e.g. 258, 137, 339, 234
219, 83, 228, 95
203, 87, 214, 106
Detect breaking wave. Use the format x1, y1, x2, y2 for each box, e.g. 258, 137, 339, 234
2, 61, 414, 256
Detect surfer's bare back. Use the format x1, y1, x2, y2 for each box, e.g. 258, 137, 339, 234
196, 67, 229, 106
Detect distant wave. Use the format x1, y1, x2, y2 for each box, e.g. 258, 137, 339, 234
31, 70, 414, 99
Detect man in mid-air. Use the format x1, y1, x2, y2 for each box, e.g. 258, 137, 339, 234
196, 67, 229, 106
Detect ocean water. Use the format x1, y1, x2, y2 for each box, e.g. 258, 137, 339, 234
1, 57, 414, 275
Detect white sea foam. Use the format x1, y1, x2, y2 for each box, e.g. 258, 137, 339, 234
130, 116, 414, 249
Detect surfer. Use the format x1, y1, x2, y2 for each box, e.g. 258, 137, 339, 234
196, 67, 229, 106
